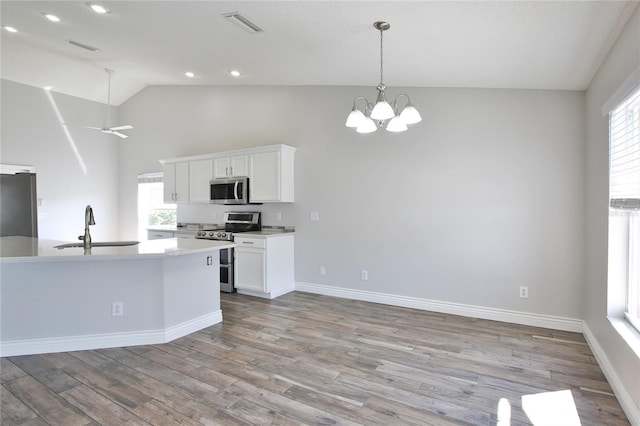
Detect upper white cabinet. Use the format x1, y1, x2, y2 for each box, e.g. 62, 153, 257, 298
189, 159, 213, 203
163, 162, 189, 203
213, 155, 248, 179
249, 145, 295, 203
161, 144, 296, 204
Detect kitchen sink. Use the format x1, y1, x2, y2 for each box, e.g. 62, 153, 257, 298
54, 241, 140, 249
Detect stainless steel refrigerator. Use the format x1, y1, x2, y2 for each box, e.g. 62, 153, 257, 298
0, 171, 38, 237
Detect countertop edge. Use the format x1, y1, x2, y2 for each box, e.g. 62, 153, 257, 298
235, 231, 295, 238
0, 237, 235, 263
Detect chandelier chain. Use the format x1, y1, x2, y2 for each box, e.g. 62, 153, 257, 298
379, 27, 384, 85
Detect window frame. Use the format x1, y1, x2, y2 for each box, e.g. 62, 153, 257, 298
608, 84, 640, 333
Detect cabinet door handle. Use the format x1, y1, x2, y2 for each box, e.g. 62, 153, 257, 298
242, 241, 254, 245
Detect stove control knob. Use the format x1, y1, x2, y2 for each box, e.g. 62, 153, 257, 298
197, 231, 203, 236
208, 232, 214, 237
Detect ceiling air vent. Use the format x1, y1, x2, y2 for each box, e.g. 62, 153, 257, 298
222, 12, 263, 33
66, 39, 99, 52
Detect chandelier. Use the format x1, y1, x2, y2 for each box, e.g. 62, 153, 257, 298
345, 21, 422, 133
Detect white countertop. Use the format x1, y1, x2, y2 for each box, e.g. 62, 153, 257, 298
0, 236, 235, 262
237, 230, 295, 238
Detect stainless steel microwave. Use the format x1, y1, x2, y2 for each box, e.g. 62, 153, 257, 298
210, 177, 250, 204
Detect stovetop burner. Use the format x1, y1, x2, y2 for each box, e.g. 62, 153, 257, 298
195, 211, 261, 241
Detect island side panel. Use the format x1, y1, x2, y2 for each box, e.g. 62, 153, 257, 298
0, 258, 164, 354
162, 250, 221, 335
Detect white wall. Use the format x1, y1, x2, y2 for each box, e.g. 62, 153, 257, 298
119, 84, 585, 320
0, 80, 120, 241
584, 6, 640, 420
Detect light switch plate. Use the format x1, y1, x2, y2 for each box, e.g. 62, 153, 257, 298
310, 212, 320, 221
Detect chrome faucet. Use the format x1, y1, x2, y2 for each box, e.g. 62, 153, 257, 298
79, 205, 95, 250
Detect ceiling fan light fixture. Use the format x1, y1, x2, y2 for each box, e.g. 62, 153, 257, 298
3, 26, 18, 33
222, 12, 263, 33
83, 69, 133, 139
228, 70, 241, 77
184, 71, 195, 78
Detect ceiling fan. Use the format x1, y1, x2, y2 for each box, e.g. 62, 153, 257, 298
85, 68, 133, 139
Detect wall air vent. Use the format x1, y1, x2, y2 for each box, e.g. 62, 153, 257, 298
66, 39, 99, 52
222, 12, 263, 33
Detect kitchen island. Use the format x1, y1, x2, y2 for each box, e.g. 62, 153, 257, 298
0, 236, 234, 356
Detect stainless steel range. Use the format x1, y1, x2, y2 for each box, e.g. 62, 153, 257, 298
196, 212, 261, 292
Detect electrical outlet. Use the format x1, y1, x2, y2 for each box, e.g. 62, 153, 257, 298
276, 212, 282, 221
320, 266, 326, 276
361, 270, 368, 281
112, 302, 123, 316
310, 211, 320, 221
519, 286, 529, 299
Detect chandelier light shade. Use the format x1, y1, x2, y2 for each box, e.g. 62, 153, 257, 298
346, 21, 422, 133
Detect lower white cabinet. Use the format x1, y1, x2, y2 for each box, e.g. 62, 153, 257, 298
234, 233, 294, 299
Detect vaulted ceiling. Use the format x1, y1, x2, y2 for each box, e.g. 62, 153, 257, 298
1, 1, 637, 105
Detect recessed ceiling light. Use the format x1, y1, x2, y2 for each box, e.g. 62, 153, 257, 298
42, 13, 61, 22
184, 71, 195, 78
229, 70, 241, 78
87, 3, 110, 14
3, 26, 18, 33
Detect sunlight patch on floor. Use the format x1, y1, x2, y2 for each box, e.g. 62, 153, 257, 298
497, 390, 581, 425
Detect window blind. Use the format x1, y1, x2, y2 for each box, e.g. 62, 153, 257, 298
137, 172, 163, 183
610, 85, 640, 210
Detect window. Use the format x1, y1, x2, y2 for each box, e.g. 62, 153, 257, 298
609, 85, 640, 332
137, 173, 176, 241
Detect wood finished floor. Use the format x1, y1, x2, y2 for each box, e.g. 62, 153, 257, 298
1, 291, 630, 425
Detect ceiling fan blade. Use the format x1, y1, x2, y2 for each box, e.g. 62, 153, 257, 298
112, 131, 129, 139
83, 126, 103, 130
109, 125, 133, 131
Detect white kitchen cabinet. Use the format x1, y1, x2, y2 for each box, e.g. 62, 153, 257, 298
147, 230, 174, 240
189, 159, 213, 202
163, 162, 189, 203
160, 145, 296, 204
213, 155, 248, 179
234, 241, 266, 293
234, 233, 294, 299
249, 145, 295, 203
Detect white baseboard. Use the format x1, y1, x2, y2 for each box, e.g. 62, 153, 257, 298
0, 310, 222, 357
583, 323, 640, 425
295, 282, 583, 332
164, 310, 223, 342
237, 284, 295, 299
